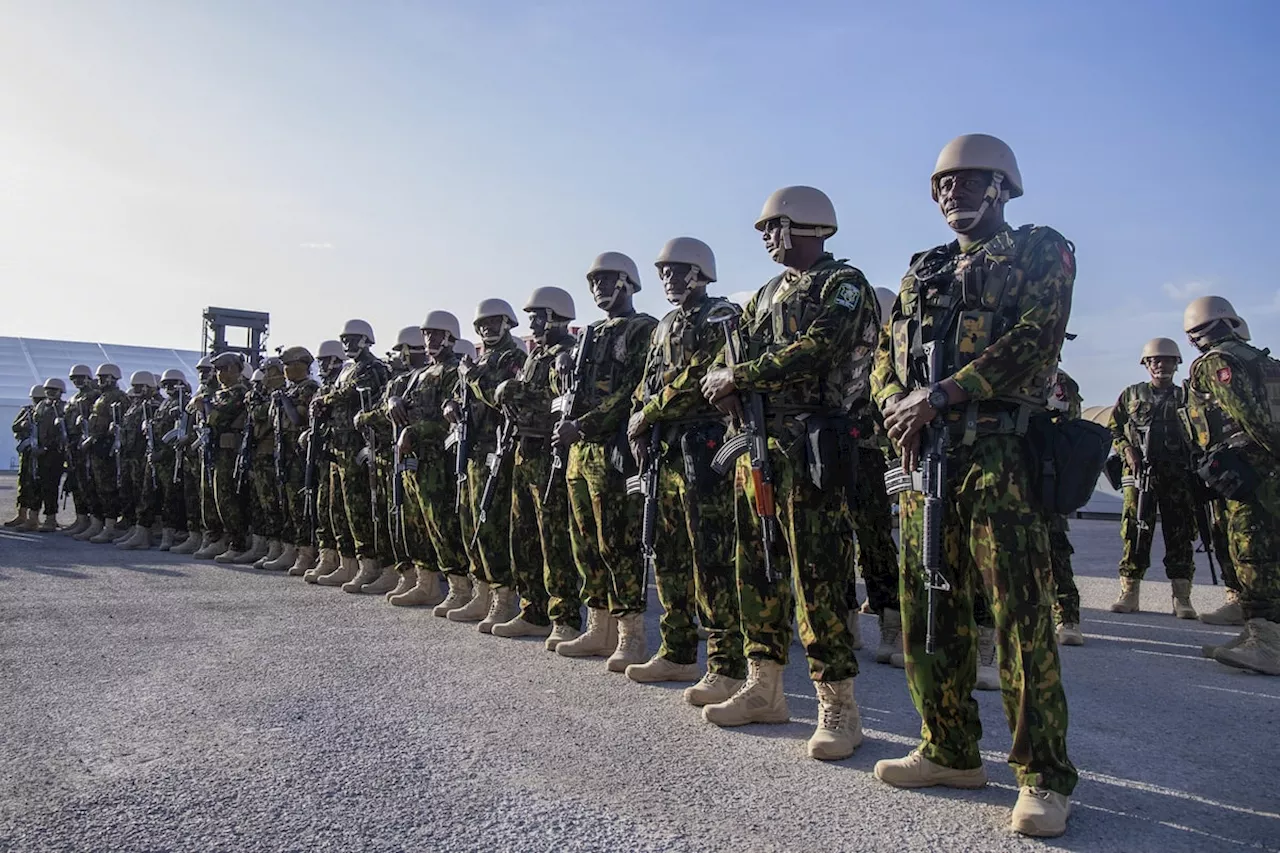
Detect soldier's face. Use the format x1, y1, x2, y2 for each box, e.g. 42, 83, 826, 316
45, 389, 61, 402
97, 375, 116, 388
284, 361, 309, 382
589, 272, 626, 311
340, 334, 367, 358
1145, 356, 1178, 382
658, 262, 700, 306
935, 169, 996, 232
475, 316, 507, 345
216, 366, 238, 386
423, 329, 451, 357
319, 356, 342, 376
528, 311, 550, 343
70, 376, 87, 390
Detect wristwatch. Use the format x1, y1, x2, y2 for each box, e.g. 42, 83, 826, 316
927, 383, 950, 413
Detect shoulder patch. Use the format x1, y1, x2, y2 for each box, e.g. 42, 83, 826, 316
1216, 366, 1232, 384
1059, 243, 1075, 278
833, 280, 862, 311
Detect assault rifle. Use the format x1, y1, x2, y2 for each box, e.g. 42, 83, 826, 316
163, 388, 189, 486
390, 424, 417, 546
143, 399, 158, 491
626, 424, 662, 587
302, 398, 325, 546
707, 311, 779, 584
356, 386, 381, 549
197, 399, 214, 481
233, 400, 255, 494
272, 392, 286, 510
472, 410, 517, 549
1190, 466, 1220, 585
55, 401, 76, 507
109, 402, 123, 490
545, 324, 594, 501
1133, 427, 1155, 551
445, 380, 472, 512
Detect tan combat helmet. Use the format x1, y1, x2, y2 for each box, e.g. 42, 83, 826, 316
395, 326, 426, 349
421, 310, 461, 339
1183, 295, 1242, 334
68, 364, 92, 381
161, 368, 187, 384
316, 340, 345, 361
655, 237, 717, 282
874, 287, 897, 325
474, 298, 519, 326
454, 339, 478, 360
1140, 337, 1182, 364
95, 363, 122, 381
587, 252, 643, 292
341, 319, 375, 346
129, 370, 157, 390
29, 384, 44, 400
44, 377, 66, 394
524, 286, 577, 320
931, 133, 1023, 200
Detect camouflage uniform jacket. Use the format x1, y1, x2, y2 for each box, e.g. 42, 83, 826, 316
316, 353, 390, 455
403, 353, 462, 461
1183, 336, 1280, 465
506, 338, 573, 438
354, 369, 415, 459
67, 382, 100, 442
206, 382, 249, 450
87, 386, 131, 444
569, 311, 657, 443
1109, 381, 1188, 466
634, 296, 736, 428
458, 334, 526, 452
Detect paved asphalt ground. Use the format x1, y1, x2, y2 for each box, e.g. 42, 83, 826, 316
1, 474, 1277, 853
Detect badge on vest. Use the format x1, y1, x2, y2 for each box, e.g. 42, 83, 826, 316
833, 281, 862, 311
1216, 366, 1232, 383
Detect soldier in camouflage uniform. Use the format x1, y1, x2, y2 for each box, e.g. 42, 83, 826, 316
699, 187, 877, 763
29, 378, 70, 532
262, 347, 320, 573
113, 371, 163, 550
1108, 337, 1198, 617
354, 327, 427, 597
443, 300, 527, 629
624, 237, 745, 701
58, 365, 99, 536
152, 369, 192, 551
488, 287, 581, 642
194, 353, 250, 562
233, 360, 282, 567
552, 253, 658, 672
390, 312, 470, 610
6, 386, 44, 531
83, 364, 130, 544
171, 357, 217, 555
189, 357, 233, 558
871, 134, 1077, 837
311, 320, 391, 589
302, 341, 348, 582
1181, 296, 1280, 675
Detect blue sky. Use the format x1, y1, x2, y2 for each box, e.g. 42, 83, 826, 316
1, 0, 1276, 407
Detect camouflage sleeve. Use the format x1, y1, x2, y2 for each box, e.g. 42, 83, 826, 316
1109, 387, 1132, 453
469, 349, 526, 412
712, 289, 762, 371
1194, 352, 1280, 458
207, 386, 247, 431
639, 318, 727, 425
734, 270, 875, 394
577, 316, 658, 440
88, 398, 112, 437
871, 312, 904, 407
950, 233, 1074, 401
36, 403, 59, 447
12, 405, 31, 438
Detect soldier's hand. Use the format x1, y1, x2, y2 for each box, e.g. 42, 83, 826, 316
299, 429, 311, 452
627, 411, 648, 442
898, 430, 922, 474
1125, 447, 1141, 473
554, 419, 582, 449
352, 413, 364, 430
700, 367, 737, 404
397, 428, 413, 457
386, 396, 408, 427
884, 388, 934, 458
631, 437, 648, 471
442, 400, 461, 424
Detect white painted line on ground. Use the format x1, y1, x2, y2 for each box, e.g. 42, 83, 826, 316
1197, 684, 1280, 700
1100, 618, 1239, 636
1086, 632, 1202, 649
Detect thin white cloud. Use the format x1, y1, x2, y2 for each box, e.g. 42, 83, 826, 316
1161, 280, 1209, 302
299, 242, 334, 249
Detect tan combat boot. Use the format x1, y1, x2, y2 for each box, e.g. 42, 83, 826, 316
434, 573, 474, 617
702, 659, 790, 726
360, 563, 400, 596
875, 608, 902, 665
1056, 621, 1085, 646
20, 512, 41, 532
626, 654, 700, 684
169, 530, 202, 555
492, 611, 554, 638
1109, 577, 1140, 613
194, 533, 230, 559
391, 569, 444, 607
38, 514, 60, 533
683, 672, 745, 707
544, 623, 581, 652
254, 539, 283, 569
976, 626, 999, 691
1202, 626, 1248, 658
385, 564, 418, 599
286, 545, 316, 576
1011, 787, 1071, 838
446, 579, 491, 622
76, 517, 104, 541
215, 540, 248, 563
89, 519, 118, 544
229, 535, 268, 565
607, 613, 648, 672
61, 514, 90, 536
118, 525, 152, 550
1171, 579, 1197, 619
808, 679, 863, 760
340, 558, 383, 593
555, 607, 618, 658
264, 543, 297, 571
1199, 588, 1245, 626
305, 548, 340, 583
847, 607, 863, 651
157, 528, 176, 551
874, 750, 988, 789
316, 555, 358, 586
478, 586, 520, 633
3, 508, 26, 527
111, 522, 133, 542
1213, 619, 1280, 675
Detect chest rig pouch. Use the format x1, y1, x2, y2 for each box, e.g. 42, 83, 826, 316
678, 421, 727, 497
802, 415, 859, 500
1197, 439, 1259, 501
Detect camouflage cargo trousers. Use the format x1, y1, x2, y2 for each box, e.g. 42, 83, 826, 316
1222, 463, 1280, 623
458, 444, 515, 588
247, 451, 284, 540
67, 446, 99, 517
89, 448, 122, 520
181, 453, 201, 533
277, 446, 306, 547
153, 449, 187, 531
1209, 497, 1238, 591
199, 451, 222, 537
392, 453, 435, 570
1048, 513, 1080, 625
1119, 462, 1196, 580
653, 443, 744, 679
511, 441, 581, 629
407, 453, 467, 575
567, 441, 645, 616
116, 453, 152, 527
327, 450, 384, 559
16, 449, 39, 510
34, 450, 65, 516
897, 434, 1077, 797
211, 448, 247, 550
846, 447, 900, 614
315, 455, 341, 551
734, 435, 856, 682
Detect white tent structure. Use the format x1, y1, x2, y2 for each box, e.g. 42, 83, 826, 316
1, 336, 203, 470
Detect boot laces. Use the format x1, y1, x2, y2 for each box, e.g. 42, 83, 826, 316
978, 630, 997, 668
817, 693, 845, 731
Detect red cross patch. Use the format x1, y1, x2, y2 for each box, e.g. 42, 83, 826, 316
1216, 366, 1232, 383
1059, 244, 1075, 277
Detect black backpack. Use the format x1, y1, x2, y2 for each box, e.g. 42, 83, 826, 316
1025, 415, 1114, 514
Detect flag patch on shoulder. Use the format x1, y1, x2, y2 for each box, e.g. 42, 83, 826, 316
1216, 366, 1232, 383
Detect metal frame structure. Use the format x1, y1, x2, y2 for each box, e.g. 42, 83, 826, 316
202, 306, 270, 367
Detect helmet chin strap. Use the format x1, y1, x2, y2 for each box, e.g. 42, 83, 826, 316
945, 173, 1005, 231
479, 318, 510, 345
768, 217, 834, 263
596, 277, 633, 311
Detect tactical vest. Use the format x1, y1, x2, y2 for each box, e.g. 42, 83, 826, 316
276, 378, 320, 440
404, 356, 457, 422
89, 387, 130, 438
747, 256, 876, 415
890, 225, 1069, 433
1183, 339, 1280, 453
577, 313, 655, 414
1122, 382, 1186, 459
329, 355, 390, 449
514, 341, 567, 436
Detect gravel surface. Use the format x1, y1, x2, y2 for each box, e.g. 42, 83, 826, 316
2, 475, 1277, 853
